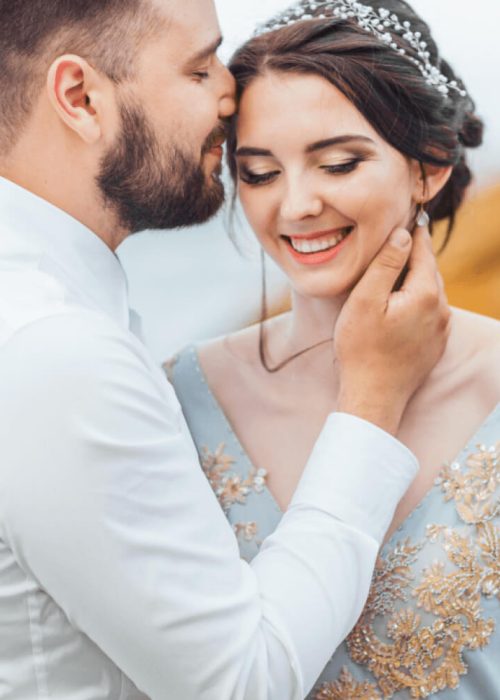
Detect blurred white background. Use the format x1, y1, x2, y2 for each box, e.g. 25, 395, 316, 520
118, 0, 500, 362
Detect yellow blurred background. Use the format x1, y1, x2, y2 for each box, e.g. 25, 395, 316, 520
434, 184, 500, 319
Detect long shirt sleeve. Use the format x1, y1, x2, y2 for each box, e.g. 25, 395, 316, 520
0, 310, 417, 700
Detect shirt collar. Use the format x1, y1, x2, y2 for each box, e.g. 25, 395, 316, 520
0, 176, 131, 329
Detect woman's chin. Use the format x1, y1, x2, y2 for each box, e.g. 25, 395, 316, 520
290, 277, 357, 301
271, 237, 370, 301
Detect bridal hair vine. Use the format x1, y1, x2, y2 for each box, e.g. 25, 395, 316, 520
254, 0, 467, 98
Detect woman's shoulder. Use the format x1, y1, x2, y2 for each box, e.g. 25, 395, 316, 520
163, 321, 264, 405
197, 325, 259, 373
449, 307, 500, 357
447, 307, 500, 398
197, 312, 294, 393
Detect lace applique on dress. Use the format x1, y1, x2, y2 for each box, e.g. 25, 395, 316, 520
315, 442, 499, 699
200, 443, 267, 514
315, 667, 381, 699
234, 521, 261, 547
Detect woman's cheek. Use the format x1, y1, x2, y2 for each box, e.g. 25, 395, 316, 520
353, 180, 413, 248
241, 190, 275, 248
240, 191, 258, 230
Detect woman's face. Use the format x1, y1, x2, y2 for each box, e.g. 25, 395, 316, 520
235, 71, 423, 299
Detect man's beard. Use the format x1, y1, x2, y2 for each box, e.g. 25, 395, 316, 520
96, 98, 225, 234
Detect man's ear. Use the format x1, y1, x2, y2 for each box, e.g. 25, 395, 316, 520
46, 55, 104, 144
412, 161, 453, 203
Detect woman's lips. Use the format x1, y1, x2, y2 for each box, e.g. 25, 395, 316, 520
282, 227, 353, 266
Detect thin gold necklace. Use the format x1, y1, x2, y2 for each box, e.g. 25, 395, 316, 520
258, 250, 333, 374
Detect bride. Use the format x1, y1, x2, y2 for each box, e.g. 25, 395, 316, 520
167, 1, 500, 697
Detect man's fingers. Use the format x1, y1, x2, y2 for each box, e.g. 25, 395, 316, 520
351, 228, 412, 303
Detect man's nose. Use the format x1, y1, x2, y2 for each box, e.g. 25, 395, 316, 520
218, 64, 236, 118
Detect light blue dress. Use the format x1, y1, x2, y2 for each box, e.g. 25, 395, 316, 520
167, 345, 500, 700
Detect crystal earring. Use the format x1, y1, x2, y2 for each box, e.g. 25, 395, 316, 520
416, 203, 430, 227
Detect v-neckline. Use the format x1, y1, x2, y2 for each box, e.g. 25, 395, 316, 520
189, 344, 500, 554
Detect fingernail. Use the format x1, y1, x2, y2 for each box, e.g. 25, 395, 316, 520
390, 229, 411, 248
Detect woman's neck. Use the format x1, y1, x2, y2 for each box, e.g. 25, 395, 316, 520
286, 290, 348, 351
262, 289, 349, 373
255, 290, 351, 410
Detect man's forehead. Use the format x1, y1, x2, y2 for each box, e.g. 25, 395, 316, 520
150, 0, 221, 57
151, 0, 219, 32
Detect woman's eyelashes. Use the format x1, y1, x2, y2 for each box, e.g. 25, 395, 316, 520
238, 167, 280, 186
238, 157, 365, 186
320, 157, 365, 175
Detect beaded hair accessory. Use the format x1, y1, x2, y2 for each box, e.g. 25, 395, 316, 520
254, 0, 467, 98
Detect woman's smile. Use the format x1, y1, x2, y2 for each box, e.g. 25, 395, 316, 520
282, 226, 354, 265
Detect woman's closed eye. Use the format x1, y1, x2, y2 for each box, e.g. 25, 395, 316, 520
238, 166, 280, 186
320, 158, 364, 175
239, 157, 365, 187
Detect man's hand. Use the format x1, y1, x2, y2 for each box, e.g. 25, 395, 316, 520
335, 226, 450, 435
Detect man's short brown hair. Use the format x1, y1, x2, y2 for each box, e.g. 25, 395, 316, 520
0, 0, 161, 153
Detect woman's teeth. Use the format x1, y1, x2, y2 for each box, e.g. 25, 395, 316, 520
289, 227, 352, 254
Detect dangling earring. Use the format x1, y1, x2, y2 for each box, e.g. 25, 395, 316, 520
416, 202, 430, 227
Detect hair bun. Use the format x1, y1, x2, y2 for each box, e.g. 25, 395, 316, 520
459, 112, 484, 149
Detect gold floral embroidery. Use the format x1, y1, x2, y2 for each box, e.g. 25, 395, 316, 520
437, 445, 500, 524
477, 521, 500, 598
325, 441, 500, 699
200, 443, 267, 513
234, 521, 259, 543
162, 354, 180, 382
315, 667, 381, 699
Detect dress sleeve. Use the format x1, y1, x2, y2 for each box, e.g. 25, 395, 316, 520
0, 312, 417, 699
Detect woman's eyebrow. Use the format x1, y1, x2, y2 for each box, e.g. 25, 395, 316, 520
235, 135, 375, 158
306, 135, 375, 153
235, 147, 273, 157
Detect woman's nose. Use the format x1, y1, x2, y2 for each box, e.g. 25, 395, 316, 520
279, 182, 323, 222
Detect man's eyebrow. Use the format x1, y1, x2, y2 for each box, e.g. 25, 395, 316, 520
186, 36, 223, 66
305, 135, 375, 153
235, 135, 375, 158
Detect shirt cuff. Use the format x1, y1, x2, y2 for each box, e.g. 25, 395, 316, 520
290, 412, 419, 544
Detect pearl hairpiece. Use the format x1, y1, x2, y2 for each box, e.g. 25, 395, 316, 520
254, 0, 467, 98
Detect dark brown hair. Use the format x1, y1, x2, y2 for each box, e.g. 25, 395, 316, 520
226, 0, 483, 243
0, 0, 160, 154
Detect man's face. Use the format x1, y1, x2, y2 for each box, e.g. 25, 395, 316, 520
98, 0, 235, 233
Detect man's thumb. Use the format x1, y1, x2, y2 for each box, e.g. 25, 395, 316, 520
387, 228, 412, 252
352, 228, 412, 300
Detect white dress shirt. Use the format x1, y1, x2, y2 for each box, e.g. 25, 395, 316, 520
0, 176, 418, 700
